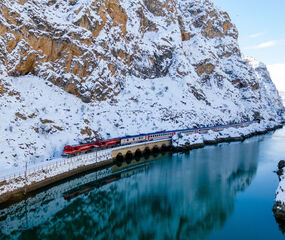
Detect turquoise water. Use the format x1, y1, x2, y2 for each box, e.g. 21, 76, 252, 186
1, 128, 285, 240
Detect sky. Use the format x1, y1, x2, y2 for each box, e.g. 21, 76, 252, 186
210, 0, 285, 92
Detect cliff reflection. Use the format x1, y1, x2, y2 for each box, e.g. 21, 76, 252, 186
2, 140, 260, 240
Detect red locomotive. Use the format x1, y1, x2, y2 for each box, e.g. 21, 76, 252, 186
63, 138, 120, 157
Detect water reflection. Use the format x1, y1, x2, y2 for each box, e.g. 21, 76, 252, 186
0, 139, 261, 240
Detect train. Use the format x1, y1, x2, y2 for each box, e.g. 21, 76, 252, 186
62, 121, 254, 157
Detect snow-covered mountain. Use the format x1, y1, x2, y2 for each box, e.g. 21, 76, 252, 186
0, 0, 284, 171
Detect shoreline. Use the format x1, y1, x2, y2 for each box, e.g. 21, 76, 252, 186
171, 124, 283, 152
0, 123, 283, 208
0, 159, 113, 208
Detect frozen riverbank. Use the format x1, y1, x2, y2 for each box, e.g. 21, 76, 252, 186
172, 120, 283, 151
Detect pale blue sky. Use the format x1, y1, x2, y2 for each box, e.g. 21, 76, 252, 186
211, 0, 285, 91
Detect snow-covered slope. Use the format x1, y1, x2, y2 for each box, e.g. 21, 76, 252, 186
0, 0, 284, 171
279, 91, 285, 105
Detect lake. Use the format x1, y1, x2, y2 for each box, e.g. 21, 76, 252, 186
1, 128, 285, 240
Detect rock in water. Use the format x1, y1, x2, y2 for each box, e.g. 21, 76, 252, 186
278, 160, 285, 170
273, 160, 285, 229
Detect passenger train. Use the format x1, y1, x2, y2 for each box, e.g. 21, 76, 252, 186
62, 121, 254, 157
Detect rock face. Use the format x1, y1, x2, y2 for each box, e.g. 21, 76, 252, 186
0, 0, 284, 168
273, 160, 285, 227
280, 91, 285, 106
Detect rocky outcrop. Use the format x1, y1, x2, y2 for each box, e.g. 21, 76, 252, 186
280, 91, 285, 106
273, 160, 285, 225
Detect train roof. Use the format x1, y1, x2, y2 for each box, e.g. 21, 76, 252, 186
119, 121, 253, 140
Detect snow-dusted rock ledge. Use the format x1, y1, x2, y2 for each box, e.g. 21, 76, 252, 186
172, 121, 283, 151
273, 160, 285, 223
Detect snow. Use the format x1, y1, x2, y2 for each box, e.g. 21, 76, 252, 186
276, 169, 285, 204
279, 91, 285, 106
172, 122, 272, 148
0, 149, 112, 195
172, 132, 203, 147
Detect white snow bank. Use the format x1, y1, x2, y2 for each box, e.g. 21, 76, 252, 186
0, 149, 112, 195
172, 121, 275, 148
276, 171, 285, 204
172, 133, 204, 147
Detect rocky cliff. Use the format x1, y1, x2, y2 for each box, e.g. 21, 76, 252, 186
0, 0, 284, 170
280, 91, 285, 105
